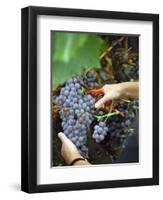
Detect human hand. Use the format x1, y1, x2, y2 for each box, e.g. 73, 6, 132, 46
95, 82, 138, 109
95, 83, 123, 109
58, 132, 83, 165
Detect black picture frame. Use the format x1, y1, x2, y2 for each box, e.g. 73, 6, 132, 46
21, 6, 159, 193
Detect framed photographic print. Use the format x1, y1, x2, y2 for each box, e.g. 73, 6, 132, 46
21, 6, 159, 193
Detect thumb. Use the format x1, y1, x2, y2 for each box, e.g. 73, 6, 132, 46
95, 95, 108, 109
58, 132, 69, 144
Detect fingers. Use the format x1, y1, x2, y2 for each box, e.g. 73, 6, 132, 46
95, 95, 108, 109
58, 132, 68, 143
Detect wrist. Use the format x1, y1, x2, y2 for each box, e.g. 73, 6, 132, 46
70, 157, 90, 165
119, 82, 138, 99
66, 154, 83, 165
70, 157, 87, 165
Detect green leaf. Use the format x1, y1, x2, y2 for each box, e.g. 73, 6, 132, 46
52, 32, 107, 86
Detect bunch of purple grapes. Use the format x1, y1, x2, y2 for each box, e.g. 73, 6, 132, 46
124, 61, 139, 81
92, 100, 138, 154
92, 122, 108, 143
55, 73, 138, 160
55, 76, 95, 157
83, 71, 100, 88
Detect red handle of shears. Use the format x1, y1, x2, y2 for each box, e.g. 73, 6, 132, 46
87, 87, 104, 97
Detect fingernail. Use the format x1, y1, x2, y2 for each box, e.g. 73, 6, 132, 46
58, 132, 63, 138
95, 103, 100, 109
95, 102, 98, 108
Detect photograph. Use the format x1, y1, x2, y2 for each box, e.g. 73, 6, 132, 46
51, 31, 139, 166
21, 6, 159, 193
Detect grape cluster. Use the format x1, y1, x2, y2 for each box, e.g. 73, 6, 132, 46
83, 71, 100, 88
55, 73, 138, 161
128, 65, 139, 80
92, 122, 108, 143
55, 76, 95, 158
92, 100, 138, 155
124, 61, 139, 81
116, 101, 138, 148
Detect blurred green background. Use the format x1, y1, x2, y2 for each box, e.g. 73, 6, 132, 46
51, 31, 107, 87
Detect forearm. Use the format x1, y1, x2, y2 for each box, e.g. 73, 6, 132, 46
120, 82, 139, 99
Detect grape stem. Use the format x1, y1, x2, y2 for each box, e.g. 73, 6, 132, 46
81, 87, 85, 93
120, 98, 130, 103
109, 100, 114, 113
94, 111, 120, 120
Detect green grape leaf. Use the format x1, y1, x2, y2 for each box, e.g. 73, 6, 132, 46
52, 32, 107, 86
